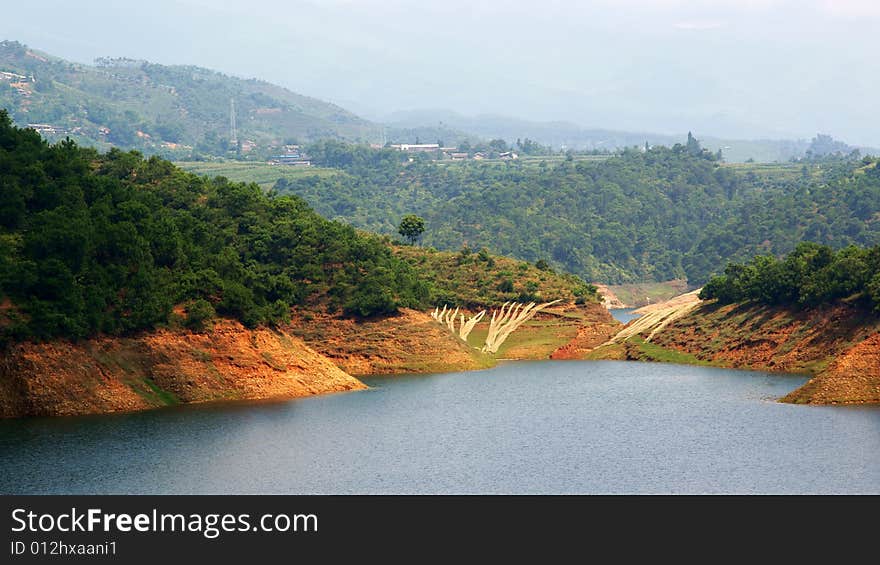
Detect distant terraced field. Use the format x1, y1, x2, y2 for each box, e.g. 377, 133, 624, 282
176, 161, 339, 189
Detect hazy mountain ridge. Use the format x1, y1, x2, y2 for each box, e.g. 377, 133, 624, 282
4, 40, 875, 163
0, 40, 380, 156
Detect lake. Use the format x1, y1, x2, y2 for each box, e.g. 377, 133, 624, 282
610, 308, 641, 323
1, 360, 878, 494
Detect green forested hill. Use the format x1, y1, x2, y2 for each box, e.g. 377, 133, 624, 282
0, 110, 422, 341
701, 242, 880, 311
272, 140, 880, 284
0, 111, 597, 343
0, 41, 379, 158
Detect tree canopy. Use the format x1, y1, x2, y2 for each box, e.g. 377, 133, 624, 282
0, 110, 430, 342
700, 242, 880, 311
276, 139, 880, 284
0, 111, 602, 343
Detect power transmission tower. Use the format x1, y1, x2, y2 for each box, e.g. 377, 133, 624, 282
229, 98, 238, 146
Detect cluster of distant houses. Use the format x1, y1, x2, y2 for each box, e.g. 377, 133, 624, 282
264, 142, 519, 167
267, 144, 311, 166
26, 123, 73, 136
25, 122, 193, 152
0, 70, 34, 97
387, 143, 518, 161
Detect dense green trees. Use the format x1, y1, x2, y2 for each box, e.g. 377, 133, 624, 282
306, 140, 407, 171
277, 140, 880, 285
0, 111, 430, 342
700, 242, 880, 311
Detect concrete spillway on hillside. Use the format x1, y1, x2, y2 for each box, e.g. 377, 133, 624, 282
605, 289, 703, 345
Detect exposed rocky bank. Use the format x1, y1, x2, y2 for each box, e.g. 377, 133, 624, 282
0, 320, 365, 418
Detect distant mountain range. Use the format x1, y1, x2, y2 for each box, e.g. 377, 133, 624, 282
2, 40, 876, 162
0, 40, 380, 156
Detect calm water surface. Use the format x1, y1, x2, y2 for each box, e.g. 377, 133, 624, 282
610, 308, 641, 323
1, 360, 878, 494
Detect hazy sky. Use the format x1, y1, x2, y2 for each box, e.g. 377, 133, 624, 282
2, 0, 879, 144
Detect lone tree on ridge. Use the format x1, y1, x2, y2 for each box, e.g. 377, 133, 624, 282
398, 214, 426, 245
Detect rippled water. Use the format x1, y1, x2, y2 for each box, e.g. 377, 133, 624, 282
1, 360, 878, 494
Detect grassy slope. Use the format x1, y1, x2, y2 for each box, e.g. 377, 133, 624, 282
287, 245, 611, 372
464, 320, 575, 359
621, 336, 713, 366
722, 161, 822, 182
394, 245, 614, 361
177, 161, 339, 189
465, 303, 615, 360
393, 245, 599, 308
650, 302, 874, 371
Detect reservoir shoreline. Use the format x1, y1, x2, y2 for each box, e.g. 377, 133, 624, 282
3, 296, 879, 420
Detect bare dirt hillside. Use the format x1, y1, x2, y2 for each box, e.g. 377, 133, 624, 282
0, 301, 621, 418
593, 284, 627, 309
288, 308, 495, 375
292, 303, 618, 372
547, 303, 620, 359
781, 333, 880, 404
0, 320, 365, 418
